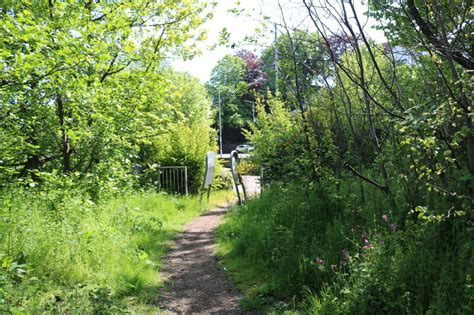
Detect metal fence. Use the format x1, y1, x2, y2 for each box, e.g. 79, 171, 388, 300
157, 166, 188, 196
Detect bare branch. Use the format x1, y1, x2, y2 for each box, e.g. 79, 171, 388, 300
346, 164, 388, 194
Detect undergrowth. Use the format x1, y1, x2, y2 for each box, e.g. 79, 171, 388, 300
216, 183, 473, 314
0, 185, 232, 313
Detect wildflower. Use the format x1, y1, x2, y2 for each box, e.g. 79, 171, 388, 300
379, 239, 385, 245
364, 239, 370, 244
382, 214, 388, 222
330, 264, 337, 271
316, 257, 324, 265
390, 223, 397, 232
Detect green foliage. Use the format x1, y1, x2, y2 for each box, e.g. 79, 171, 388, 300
246, 96, 305, 182
0, 184, 230, 313
0, 2, 221, 310
135, 70, 214, 192
212, 160, 234, 191
217, 183, 347, 310
0, 0, 212, 190
236, 159, 260, 176
207, 54, 250, 128
308, 217, 474, 314
206, 50, 266, 146
261, 31, 329, 102
246, 95, 335, 184
217, 184, 474, 314
219, 2, 473, 314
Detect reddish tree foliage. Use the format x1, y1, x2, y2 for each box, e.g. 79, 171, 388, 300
235, 50, 267, 90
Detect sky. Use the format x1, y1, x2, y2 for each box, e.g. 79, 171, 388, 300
172, 0, 386, 83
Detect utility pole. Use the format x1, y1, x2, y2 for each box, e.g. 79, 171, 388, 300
274, 22, 279, 94
252, 101, 255, 122
243, 100, 256, 122
218, 89, 223, 157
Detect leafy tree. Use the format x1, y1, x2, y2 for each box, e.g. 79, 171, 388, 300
207, 54, 249, 129
136, 70, 214, 192
0, 0, 210, 188
206, 50, 267, 146
235, 50, 267, 92
262, 31, 331, 104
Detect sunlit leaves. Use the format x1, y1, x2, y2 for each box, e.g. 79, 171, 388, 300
0, 0, 211, 184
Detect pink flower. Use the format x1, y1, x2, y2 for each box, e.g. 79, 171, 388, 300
316, 257, 324, 265
379, 239, 385, 245
382, 214, 388, 222
330, 264, 337, 270
364, 239, 370, 244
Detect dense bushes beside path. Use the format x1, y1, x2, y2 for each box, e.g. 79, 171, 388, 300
217, 184, 473, 314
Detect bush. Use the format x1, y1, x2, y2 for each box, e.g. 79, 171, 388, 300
236, 159, 260, 176
217, 183, 474, 314
212, 161, 234, 191
217, 183, 348, 306
308, 217, 474, 314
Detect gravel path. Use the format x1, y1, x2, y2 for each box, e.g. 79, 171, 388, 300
157, 205, 244, 314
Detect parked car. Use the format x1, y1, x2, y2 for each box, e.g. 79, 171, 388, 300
235, 144, 254, 153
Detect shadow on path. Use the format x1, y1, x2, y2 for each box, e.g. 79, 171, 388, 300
157, 206, 247, 314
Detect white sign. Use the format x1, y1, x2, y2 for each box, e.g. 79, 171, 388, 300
204, 151, 215, 187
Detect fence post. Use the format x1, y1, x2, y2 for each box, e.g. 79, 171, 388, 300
184, 166, 188, 196
157, 169, 161, 191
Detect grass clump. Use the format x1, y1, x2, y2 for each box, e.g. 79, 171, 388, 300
0, 186, 232, 313
217, 183, 473, 314
217, 183, 347, 311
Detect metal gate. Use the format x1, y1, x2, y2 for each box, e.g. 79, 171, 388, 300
157, 166, 188, 196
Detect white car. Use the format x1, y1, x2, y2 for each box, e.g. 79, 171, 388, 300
235, 144, 254, 153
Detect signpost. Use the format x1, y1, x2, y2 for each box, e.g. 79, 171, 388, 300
230, 150, 247, 205
201, 151, 216, 202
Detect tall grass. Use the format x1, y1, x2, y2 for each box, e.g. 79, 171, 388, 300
0, 186, 232, 313
217, 183, 473, 314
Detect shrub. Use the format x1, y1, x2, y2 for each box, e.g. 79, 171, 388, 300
218, 183, 474, 314
217, 183, 348, 303
212, 161, 234, 191
236, 159, 260, 176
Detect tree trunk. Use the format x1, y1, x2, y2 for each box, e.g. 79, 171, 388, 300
56, 94, 72, 173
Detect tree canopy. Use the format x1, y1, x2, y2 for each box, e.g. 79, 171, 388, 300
1, 0, 213, 189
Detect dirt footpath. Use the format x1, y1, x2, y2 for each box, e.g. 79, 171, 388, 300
157, 205, 244, 314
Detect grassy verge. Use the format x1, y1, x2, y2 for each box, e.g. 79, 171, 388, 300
216, 184, 473, 314
216, 184, 344, 313
0, 188, 233, 313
